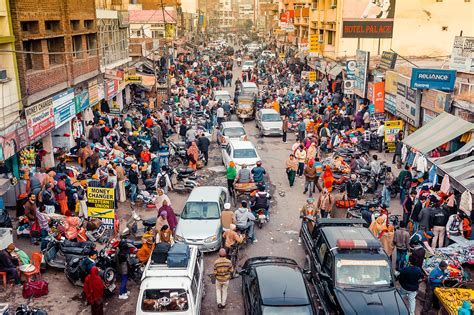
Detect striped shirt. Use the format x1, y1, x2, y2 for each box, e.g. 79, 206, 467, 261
214, 257, 233, 282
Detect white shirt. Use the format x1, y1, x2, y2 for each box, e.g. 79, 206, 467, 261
377, 125, 385, 137
217, 107, 225, 118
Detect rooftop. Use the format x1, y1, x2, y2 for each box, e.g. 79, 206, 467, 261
129, 9, 177, 24
322, 226, 377, 249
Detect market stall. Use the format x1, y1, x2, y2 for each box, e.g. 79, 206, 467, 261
435, 288, 474, 315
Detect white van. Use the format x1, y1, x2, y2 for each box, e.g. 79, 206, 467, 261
136, 246, 205, 315
241, 82, 258, 96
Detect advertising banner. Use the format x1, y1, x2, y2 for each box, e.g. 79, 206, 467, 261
308, 71, 317, 82
74, 91, 90, 114
342, 0, 396, 38
354, 50, 370, 98
396, 74, 420, 127
0, 119, 29, 161
384, 71, 398, 94
449, 36, 474, 73
53, 88, 75, 128
384, 120, 403, 152
372, 82, 385, 113
420, 89, 451, 114
105, 79, 119, 100
345, 60, 356, 80
410, 68, 457, 91
380, 51, 397, 70
25, 98, 55, 142
98, 82, 105, 102
384, 93, 397, 116
309, 34, 320, 53
87, 187, 115, 228
88, 79, 99, 106
280, 10, 294, 23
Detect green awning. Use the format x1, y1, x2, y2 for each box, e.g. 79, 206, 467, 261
403, 112, 473, 154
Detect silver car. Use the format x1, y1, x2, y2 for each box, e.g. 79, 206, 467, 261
174, 186, 230, 252
256, 108, 283, 136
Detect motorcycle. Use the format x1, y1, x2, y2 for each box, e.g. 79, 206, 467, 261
122, 209, 157, 239
42, 237, 95, 270
254, 208, 267, 229
15, 304, 48, 315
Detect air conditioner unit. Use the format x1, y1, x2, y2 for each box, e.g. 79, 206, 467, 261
0, 69, 7, 81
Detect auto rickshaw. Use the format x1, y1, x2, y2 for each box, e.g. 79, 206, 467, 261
236, 94, 255, 123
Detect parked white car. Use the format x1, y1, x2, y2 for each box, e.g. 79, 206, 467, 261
222, 140, 261, 171
174, 186, 230, 252
261, 50, 276, 58
256, 108, 283, 136
136, 245, 204, 315
242, 60, 256, 71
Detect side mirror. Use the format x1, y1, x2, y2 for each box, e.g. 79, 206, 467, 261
239, 269, 247, 276
303, 268, 311, 275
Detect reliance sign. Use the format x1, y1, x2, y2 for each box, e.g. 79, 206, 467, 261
410, 68, 457, 92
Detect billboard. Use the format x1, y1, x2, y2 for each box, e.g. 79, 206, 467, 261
342, 0, 396, 38
421, 89, 451, 114
368, 82, 385, 113
449, 36, 474, 73
346, 60, 356, 80
87, 187, 115, 228
354, 50, 370, 98
410, 68, 457, 91
25, 98, 55, 142
396, 74, 421, 127
380, 51, 397, 70
53, 88, 75, 128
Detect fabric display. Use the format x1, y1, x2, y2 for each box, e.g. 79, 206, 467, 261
423, 253, 464, 281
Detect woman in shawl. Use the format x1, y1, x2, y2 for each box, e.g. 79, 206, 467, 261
322, 165, 334, 192
159, 225, 174, 244
285, 154, 298, 187
159, 200, 178, 231
155, 211, 169, 234
306, 143, 317, 162
369, 216, 388, 238
380, 225, 395, 258
187, 141, 199, 170
83, 266, 104, 315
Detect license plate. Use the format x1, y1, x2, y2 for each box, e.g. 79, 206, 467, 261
259, 214, 266, 219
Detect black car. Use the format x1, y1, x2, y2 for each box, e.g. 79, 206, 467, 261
240, 256, 315, 315
300, 218, 408, 314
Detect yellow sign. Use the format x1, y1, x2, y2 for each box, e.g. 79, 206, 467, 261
279, 53, 285, 60
384, 120, 403, 152
87, 187, 115, 225
308, 71, 317, 82
309, 34, 320, 52
126, 75, 142, 83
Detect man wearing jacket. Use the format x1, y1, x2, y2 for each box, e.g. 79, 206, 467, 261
346, 174, 362, 199
423, 261, 448, 312
128, 164, 139, 205
235, 201, 257, 243
303, 163, 317, 197
429, 206, 449, 248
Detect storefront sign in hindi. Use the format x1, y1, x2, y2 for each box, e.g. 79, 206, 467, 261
87, 187, 115, 228
354, 50, 370, 98
449, 36, 474, 73
420, 89, 451, 114
410, 68, 457, 92
25, 98, 55, 142
53, 88, 75, 128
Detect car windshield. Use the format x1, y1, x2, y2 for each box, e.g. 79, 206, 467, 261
141, 289, 189, 312
181, 202, 220, 220
335, 259, 392, 287
244, 61, 255, 66
223, 127, 246, 137
262, 305, 313, 315
262, 113, 281, 122
233, 148, 257, 159
216, 95, 230, 101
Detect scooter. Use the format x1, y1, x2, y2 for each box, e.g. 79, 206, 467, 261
122, 210, 157, 239
42, 237, 95, 270
254, 208, 267, 229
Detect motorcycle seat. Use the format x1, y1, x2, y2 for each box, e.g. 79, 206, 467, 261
177, 168, 195, 175
61, 246, 92, 255
357, 169, 371, 175
62, 240, 94, 248
142, 217, 157, 227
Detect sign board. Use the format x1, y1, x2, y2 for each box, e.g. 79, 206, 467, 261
354, 50, 370, 98
396, 74, 421, 127
74, 91, 90, 114
345, 60, 356, 80
308, 71, 317, 82
379, 51, 397, 70
410, 68, 457, 91
0, 119, 29, 161
126, 75, 143, 83
384, 92, 397, 116
105, 69, 124, 81
25, 98, 55, 142
344, 80, 354, 95
384, 120, 403, 152
449, 36, 474, 73
279, 53, 285, 60
280, 10, 294, 23
309, 34, 320, 53
53, 88, 75, 128
368, 81, 385, 113
87, 187, 115, 228
420, 89, 451, 114
88, 79, 99, 106
342, 0, 396, 38
105, 79, 119, 100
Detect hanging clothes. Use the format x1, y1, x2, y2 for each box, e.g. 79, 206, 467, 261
413, 153, 427, 173
428, 165, 438, 185
440, 174, 450, 194
401, 144, 408, 163
459, 190, 473, 215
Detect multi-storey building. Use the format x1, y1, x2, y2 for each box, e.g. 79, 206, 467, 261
9, 0, 100, 167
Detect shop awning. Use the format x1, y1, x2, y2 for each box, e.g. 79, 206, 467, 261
432, 139, 474, 165
403, 112, 474, 154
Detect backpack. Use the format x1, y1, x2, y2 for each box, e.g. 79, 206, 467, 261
22, 280, 49, 298
158, 174, 167, 188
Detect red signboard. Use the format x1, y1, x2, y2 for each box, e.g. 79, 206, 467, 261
373, 82, 385, 113
25, 98, 55, 142
280, 10, 294, 23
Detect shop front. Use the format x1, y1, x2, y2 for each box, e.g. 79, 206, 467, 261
420, 89, 451, 125
395, 73, 421, 133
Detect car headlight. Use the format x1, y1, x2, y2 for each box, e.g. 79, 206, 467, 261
175, 234, 185, 242
204, 235, 217, 243
263, 126, 270, 131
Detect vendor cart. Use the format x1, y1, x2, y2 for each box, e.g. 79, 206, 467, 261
233, 182, 258, 206
435, 287, 474, 315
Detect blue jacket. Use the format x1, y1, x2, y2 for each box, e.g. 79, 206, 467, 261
298, 121, 306, 132
428, 267, 446, 287
251, 166, 266, 182
81, 258, 96, 275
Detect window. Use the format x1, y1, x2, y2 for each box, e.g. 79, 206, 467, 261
86, 34, 97, 55
72, 35, 83, 58
141, 289, 189, 312
180, 202, 220, 220
327, 31, 334, 45
84, 20, 94, 30
134, 29, 142, 37
47, 37, 65, 65
151, 30, 162, 39
23, 40, 43, 70
45, 20, 61, 32
70, 20, 81, 31
20, 21, 39, 33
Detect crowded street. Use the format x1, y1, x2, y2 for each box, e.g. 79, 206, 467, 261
0, 1, 473, 315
